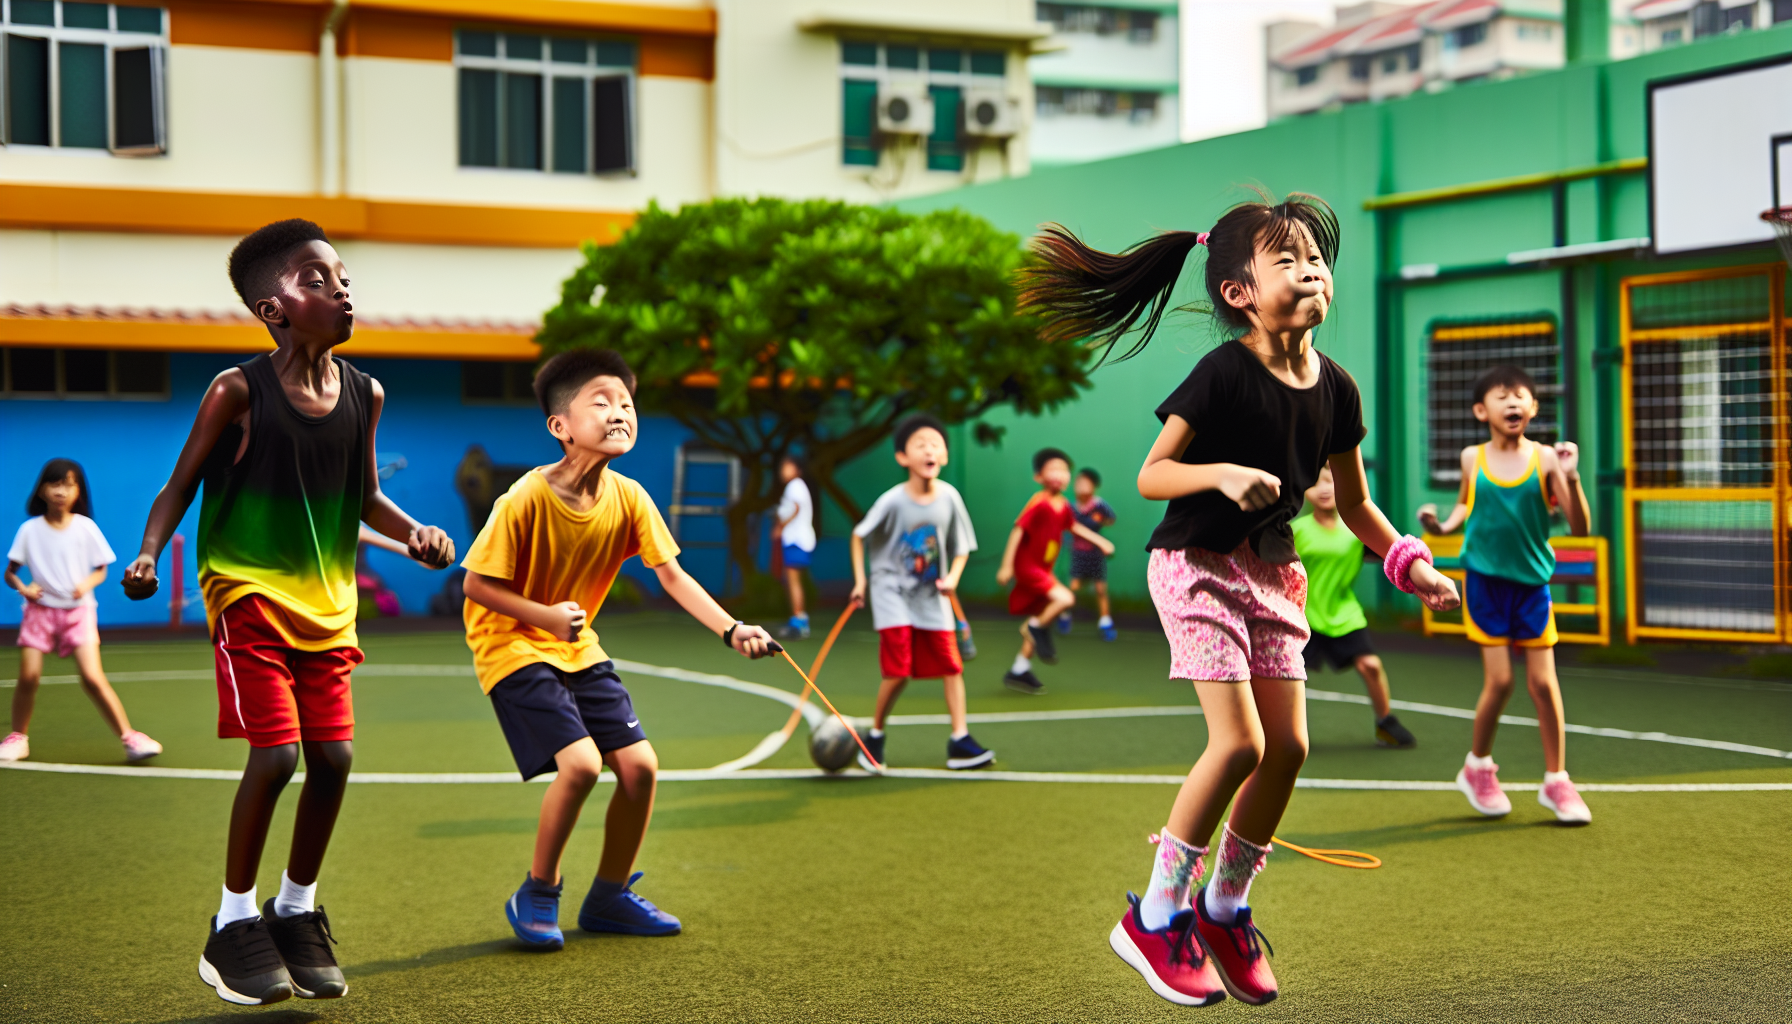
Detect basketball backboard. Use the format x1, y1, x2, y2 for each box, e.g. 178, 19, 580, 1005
1648, 54, 1792, 257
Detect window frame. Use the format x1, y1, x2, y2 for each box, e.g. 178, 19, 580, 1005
0, 347, 170, 400
836, 38, 1008, 172
1423, 314, 1562, 489
459, 360, 538, 405
453, 28, 636, 177
0, 0, 167, 155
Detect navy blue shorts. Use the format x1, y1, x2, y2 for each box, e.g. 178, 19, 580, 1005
781, 543, 813, 570
488, 660, 648, 780
1464, 570, 1557, 648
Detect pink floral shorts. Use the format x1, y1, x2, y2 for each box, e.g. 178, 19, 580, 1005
1147, 545, 1309, 682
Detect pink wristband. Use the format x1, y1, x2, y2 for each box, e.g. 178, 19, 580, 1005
1383, 535, 1433, 594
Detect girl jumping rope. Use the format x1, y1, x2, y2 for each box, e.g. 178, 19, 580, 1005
1021, 193, 1458, 1007
3, 458, 161, 763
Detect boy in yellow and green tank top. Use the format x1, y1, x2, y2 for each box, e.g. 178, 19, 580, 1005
1418, 366, 1592, 825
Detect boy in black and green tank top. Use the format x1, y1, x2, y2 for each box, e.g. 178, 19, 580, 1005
123, 220, 456, 1006
1418, 366, 1592, 825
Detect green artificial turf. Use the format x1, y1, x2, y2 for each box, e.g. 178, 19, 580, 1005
1, 613, 1789, 1022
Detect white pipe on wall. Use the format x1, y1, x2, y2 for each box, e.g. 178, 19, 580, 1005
319, 1, 350, 196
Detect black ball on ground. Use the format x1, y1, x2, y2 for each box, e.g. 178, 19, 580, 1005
809, 717, 859, 773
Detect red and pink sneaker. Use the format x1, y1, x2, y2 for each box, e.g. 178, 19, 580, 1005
1455, 758, 1512, 817
1108, 892, 1225, 1007
1192, 887, 1277, 1005
1538, 776, 1592, 824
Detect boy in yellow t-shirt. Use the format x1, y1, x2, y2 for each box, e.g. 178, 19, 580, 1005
461, 349, 777, 951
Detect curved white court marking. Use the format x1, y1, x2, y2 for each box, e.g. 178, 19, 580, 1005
10, 660, 1791, 768
3, 759, 1789, 791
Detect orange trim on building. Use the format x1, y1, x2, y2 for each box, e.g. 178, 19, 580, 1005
357, 0, 715, 37
165, 0, 324, 54
342, 7, 713, 79
0, 184, 635, 249
640, 34, 712, 79
0, 311, 541, 361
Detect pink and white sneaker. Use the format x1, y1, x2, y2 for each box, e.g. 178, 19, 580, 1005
1538, 776, 1591, 824
1456, 756, 1511, 816
0, 731, 28, 762
1109, 892, 1226, 1007
122, 731, 163, 762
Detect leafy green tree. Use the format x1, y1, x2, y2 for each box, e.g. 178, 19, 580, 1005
537, 197, 1092, 588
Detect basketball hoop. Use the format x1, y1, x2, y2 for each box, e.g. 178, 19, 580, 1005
1762, 207, 1792, 268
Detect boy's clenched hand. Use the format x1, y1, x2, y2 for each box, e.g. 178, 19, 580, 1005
408, 525, 455, 569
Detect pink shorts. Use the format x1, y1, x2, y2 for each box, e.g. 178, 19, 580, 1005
17, 602, 97, 658
1147, 545, 1309, 682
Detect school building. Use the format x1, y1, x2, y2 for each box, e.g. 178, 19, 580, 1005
0, 0, 1058, 627
902, 9, 1792, 646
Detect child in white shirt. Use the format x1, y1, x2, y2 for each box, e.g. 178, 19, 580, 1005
774, 455, 817, 639
3, 459, 160, 763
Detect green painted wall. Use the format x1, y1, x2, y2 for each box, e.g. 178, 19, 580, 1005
850, 28, 1792, 624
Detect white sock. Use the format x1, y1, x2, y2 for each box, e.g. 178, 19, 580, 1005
1543, 769, 1570, 784
1010, 654, 1030, 675
1027, 616, 1044, 629
950, 729, 968, 740
1466, 752, 1494, 769
274, 870, 316, 918
1099, 615, 1113, 627
868, 727, 885, 739
217, 884, 258, 930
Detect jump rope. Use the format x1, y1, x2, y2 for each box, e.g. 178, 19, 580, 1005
764, 604, 1380, 869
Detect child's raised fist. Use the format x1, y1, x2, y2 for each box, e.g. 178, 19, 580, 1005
121, 555, 159, 601
1553, 441, 1579, 478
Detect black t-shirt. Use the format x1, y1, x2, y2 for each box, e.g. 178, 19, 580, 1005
1146, 342, 1366, 564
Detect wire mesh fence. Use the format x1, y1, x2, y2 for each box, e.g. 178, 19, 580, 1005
1426, 318, 1560, 487
1635, 500, 1776, 633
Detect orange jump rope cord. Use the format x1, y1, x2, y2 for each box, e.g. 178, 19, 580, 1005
1270, 837, 1382, 869
777, 602, 858, 740
777, 648, 883, 771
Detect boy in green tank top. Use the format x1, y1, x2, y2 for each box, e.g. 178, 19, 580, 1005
1418, 366, 1591, 825
1292, 466, 1416, 748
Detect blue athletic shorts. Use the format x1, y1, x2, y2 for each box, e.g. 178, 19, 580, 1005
488, 660, 648, 779
1464, 570, 1557, 648
781, 543, 812, 570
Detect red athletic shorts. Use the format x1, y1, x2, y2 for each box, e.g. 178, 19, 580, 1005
213, 595, 361, 747
878, 626, 962, 680
1007, 566, 1060, 617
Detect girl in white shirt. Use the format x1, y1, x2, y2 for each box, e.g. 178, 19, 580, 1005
774, 456, 817, 639
3, 459, 160, 763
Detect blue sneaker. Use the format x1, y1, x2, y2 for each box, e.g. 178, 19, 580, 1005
778, 616, 811, 640
505, 873, 564, 950
1057, 613, 1073, 635
946, 733, 995, 770
578, 872, 681, 936
1100, 622, 1118, 642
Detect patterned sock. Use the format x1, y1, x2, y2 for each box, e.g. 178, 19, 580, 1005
1139, 830, 1206, 930
1203, 824, 1271, 925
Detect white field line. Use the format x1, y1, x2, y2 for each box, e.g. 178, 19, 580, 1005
2, 759, 1789, 792
10, 661, 1790, 769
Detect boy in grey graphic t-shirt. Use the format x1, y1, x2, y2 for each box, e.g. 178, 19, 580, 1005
849, 416, 994, 771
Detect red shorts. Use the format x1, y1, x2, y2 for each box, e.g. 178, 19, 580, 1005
878, 626, 963, 680
213, 595, 361, 747
1007, 566, 1062, 617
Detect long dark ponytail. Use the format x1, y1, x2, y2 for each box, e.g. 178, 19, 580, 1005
1017, 190, 1341, 362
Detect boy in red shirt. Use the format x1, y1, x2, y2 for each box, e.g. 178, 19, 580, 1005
997, 448, 1114, 692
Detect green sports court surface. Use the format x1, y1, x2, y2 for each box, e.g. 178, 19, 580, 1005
1, 613, 1788, 1023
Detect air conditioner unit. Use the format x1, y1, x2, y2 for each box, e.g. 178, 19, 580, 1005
962, 87, 1019, 138
877, 84, 934, 135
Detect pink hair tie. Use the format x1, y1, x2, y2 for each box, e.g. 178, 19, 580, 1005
1383, 535, 1433, 594
1195, 232, 1211, 246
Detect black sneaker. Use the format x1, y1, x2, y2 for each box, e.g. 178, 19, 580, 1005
262, 898, 346, 999
199, 915, 294, 1006
857, 731, 886, 772
1003, 670, 1045, 695
946, 733, 995, 770
1026, 622, 1058, 664
1375, 714, 1417, 749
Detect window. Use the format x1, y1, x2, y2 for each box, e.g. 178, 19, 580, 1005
1379, 53, 1397, 74
1036, 4, 1159, 42
1721, 4, 1753, 31
1425, 317, 1560, 487
1, 348, 168, 398
456, 29, 634, 175
2, 1, 165, 153
1349, 55, 1370, 80
1515, 22, 1553, 41
1449, 22, 1488, 48
1035, 86, 1158, 122
1294, 64, 1319, 86
1775, 0, 1792, 24
1661, 27, 1684, 44
460, 361, 536, 404
1404, 43, 1421, 70
837, 40, 1006, 170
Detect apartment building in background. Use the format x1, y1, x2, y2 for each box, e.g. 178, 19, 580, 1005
0, 0, 1055, 624
1028, 1, 1179, 165
1630, 0, 1792, 52
1265, 0, 1641, 118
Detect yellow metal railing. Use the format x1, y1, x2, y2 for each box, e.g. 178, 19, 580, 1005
1419, 534, 1611, 646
